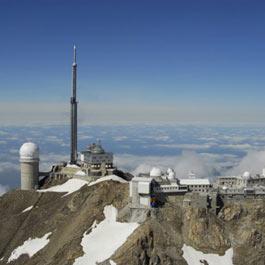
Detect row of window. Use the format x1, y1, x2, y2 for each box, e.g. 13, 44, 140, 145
85, 155, 112, 160
188, 185, 210, 188
192, 189, 209, 192
91, 164, 113, 169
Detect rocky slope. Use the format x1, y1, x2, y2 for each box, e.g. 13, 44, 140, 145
0, 179, 265, 265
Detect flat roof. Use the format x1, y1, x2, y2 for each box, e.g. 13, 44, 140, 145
180, 179, 210, 185
132, 176, 153, 182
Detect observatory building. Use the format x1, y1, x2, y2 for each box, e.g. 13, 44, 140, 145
19, 47, 117, 189
20, 142, 39, 190
80, 141, 115, 176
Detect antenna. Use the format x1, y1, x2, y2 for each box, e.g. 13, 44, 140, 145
73, 45, 77, 65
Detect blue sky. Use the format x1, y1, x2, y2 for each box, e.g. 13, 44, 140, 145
1, 0, 265, 123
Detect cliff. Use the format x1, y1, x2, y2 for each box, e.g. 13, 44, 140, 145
0, 178, 265, 265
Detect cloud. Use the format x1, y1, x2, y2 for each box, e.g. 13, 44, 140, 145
0, 161, 20, 187
219, 144, 253, 150
155, 143, 215, 150
39, 153, 69, 172
0, 162, 20, 173
115, 151, 221, 178
227, 150, 265, 176
112, 136, 128, 141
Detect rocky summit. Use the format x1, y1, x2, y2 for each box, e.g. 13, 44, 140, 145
0, 178, 265, 265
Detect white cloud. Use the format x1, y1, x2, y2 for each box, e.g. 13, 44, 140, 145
115, 151, 221, 178
39, 153, 69, 172
219, 144, 253, 150
227, 150, 265, 176
112, 136, 128, 141
0, 162, 20, 173
155, 143, 215, 150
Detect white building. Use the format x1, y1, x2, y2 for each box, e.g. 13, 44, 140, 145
80, 142, 115, 177
179, 178, 212, 193
217, 170, 265, 190
130, 167, 189, 208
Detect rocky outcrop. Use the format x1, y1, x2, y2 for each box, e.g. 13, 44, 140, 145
1, 180, 265, 265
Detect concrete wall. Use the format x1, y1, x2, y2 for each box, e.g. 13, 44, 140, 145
21, 161, 39, 190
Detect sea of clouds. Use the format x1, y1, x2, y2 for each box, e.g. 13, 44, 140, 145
1, 124, 265, 194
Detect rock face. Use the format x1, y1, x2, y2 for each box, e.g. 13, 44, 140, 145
0, 180, 265, 265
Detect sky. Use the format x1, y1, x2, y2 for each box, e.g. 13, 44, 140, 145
1, 0, 265, 124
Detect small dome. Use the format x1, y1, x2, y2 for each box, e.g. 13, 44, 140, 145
150, 167, 162, 178
167, 168, 173, 174
242, 171, 251, 179
167, 168, 176, 180
19, 142, 39, 160
89, 143, 105, 154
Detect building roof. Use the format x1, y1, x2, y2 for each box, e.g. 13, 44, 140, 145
179, 179, 210, 185
132, 176, 153, 182
150, 167, 162, 177
19, 142, 39, 160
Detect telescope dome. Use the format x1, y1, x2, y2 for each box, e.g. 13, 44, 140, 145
242, 171, 251, 179
19, 142, 39, 160
150, 167, 162, 178
167, 168, 176, 180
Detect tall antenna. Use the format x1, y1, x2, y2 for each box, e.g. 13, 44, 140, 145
70, 45, 78, 164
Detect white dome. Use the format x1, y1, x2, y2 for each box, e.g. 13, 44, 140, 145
242, 171, 251, 179
166, 168, 173, 174
167, 168, 176, 180
19, 142, 39, 160
150, 167, 162, 178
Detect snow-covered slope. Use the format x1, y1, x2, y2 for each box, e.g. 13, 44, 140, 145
38, 179, 88, 196
182, 244, 233, 265
38, 175, 127, 197
88, 175, 127, 186
7, 232, 52, 263
74, 205, 139, 265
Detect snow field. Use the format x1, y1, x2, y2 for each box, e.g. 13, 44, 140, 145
182, 244, 233, 265
38, 175, 127, 197
74, 205, 138, 265
38, 179, 88, 196
88, 175, 127, 186
7, 232, 52, 263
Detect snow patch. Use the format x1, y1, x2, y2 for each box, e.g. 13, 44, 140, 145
88, 175, 127, 187
66, 164, 80, 168
73, 205, 139, 265
182, 244, 233, 265
110, 261, 117, 265
22, 206, 33, 213
7, 232, 52, 263
75, 170, 87, 176
38, 179, 88, 196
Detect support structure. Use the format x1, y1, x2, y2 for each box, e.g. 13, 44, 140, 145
70, 45, 78, 164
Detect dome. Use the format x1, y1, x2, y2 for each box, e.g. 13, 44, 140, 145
19, 142, 39, 160
242, 171, 251, 179
167, 168, 176, 180
150, 167, 162, 178
89, 143, 105, 154
167, 168, 174, 174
